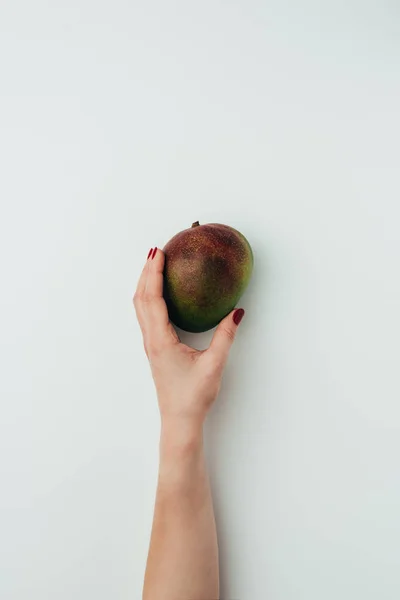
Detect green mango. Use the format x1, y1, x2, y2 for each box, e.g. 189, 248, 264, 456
163, 221, 253, 333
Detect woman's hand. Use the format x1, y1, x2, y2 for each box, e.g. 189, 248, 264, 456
135, 246, 245, 599
133, 247, 245, 431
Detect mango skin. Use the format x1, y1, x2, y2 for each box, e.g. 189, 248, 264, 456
163, 222, 253, 333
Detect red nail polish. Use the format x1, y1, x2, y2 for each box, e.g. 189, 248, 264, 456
151, 247, 158, 260
233, 308, 245, 326
147, 248, 153, 259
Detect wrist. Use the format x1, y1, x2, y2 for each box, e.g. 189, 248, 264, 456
160, 416, 204, 456
158, 418, 205, 490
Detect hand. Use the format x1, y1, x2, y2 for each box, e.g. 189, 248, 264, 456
133, 247, 245, 430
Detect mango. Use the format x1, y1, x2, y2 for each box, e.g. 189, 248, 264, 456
163, 221, 253, 332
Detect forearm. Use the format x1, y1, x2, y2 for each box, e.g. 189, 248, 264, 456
143, 418, 219, 600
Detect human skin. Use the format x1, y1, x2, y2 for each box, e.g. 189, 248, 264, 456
133, 246, 245, 600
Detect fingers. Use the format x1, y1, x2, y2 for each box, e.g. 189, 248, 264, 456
135, 248, 153, 299
133, 247, 153, 330
207, 308, 245, 367
145, 247, 165, 298
133, 247, 179, 353
144, 248, 172, 334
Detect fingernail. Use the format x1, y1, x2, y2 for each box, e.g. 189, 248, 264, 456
151, 247, 158, 260
147, 248, 153, 259
233, 308, 245, 326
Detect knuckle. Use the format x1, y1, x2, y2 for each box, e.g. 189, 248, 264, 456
147, 333, 172, 359
147, 338, 161, 358
143, 293, 154, 305
133, 292, 142, 306
222, 326, 236, 342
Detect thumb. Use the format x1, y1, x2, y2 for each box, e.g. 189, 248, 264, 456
208, 308, 245, 365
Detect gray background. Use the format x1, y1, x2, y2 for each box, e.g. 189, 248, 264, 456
1, 1, 399, 599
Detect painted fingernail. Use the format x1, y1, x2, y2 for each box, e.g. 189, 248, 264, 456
147, 248, 153, 259
151, 247, 158, 260
233, 308, 245, 326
